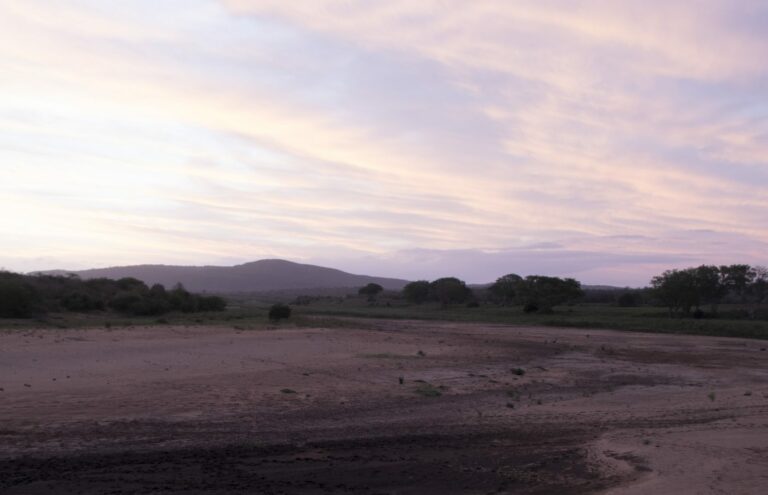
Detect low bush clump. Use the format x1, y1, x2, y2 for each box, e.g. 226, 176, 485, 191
268, 303, 292, 321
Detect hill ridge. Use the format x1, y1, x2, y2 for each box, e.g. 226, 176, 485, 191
33, 259, 409, 293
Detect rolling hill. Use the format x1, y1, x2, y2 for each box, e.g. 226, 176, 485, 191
39, 259, 409, 293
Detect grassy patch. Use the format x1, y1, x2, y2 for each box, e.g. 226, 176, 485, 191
5, 299, 768, 342
414, 383, 443, 398
284, 302, 768, 340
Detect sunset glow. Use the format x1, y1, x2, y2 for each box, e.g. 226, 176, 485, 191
2, 1, 767, 285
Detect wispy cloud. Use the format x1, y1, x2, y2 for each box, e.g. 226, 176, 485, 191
1, 1, 766, 283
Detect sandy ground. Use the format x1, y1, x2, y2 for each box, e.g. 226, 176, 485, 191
1, 319, 767, 494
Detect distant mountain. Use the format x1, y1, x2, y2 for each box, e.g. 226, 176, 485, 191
34, 259, 409, 293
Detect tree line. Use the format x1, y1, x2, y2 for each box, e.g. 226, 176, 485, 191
0, 271, 226, 318
650, 264, 768, 318
398, 264, 767, 319
402, 275, 584, 313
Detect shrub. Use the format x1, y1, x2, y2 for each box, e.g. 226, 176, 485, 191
0, 275, 38, 317
523, 302, 539, 313
268, 303, 292, 321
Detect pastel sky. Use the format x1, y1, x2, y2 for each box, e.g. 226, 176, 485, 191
2, 1, 767, 286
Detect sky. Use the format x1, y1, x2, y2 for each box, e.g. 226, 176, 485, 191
1, 1, 767, 286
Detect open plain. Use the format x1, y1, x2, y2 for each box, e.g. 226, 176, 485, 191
1, 319, 767, 494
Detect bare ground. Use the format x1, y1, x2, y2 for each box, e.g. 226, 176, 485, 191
1, 319, 767, 494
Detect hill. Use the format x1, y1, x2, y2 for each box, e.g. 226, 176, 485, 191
36, 259, 409, 293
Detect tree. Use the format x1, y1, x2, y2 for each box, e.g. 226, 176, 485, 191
488, 273, 522, 305
693, 265, 726, 314
748, 265, 768, 317
430, 277, 472, 306
358, 283, 384, 302
651, 269, 698, 316
0, 274, 38, 318
0, 273, 226, 318
719, 264, 754, 303
402, 280, 431, 304
516, 276, 583, 312
168, 283, 197, 313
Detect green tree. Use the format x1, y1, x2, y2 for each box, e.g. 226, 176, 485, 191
358, 282, 384, 302
651, 269, 698, 316
402, 280, 431, 304
516, 276, 583, 312
719, 264, 754, 302
748, 266, 768, 317
488, 273, 522, 305
693, 265, 726, 314
0, 273, 38, 318
429, 277, 472, 306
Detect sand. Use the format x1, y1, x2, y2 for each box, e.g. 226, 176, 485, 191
1, 319, 767, 494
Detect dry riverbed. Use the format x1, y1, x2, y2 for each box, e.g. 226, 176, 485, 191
1, 319, 767, 494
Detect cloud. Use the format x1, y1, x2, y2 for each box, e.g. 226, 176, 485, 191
1, 1, 767, 283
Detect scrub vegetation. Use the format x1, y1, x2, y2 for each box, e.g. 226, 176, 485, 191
0, 271, 225, 318
2, 264, 768, 340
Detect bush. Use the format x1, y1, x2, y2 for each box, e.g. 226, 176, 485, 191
0, 275, 38, 317
523, 302, 539, 313
61, 292, 102, 311
268, 303, 292, 321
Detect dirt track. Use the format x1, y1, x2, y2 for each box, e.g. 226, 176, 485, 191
1, 319, 767, 494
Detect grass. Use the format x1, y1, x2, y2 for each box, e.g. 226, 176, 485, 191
3, 299, 768, 341
286, 301, 768, 340
414, 383, 443, 398
0, 308, 363, 333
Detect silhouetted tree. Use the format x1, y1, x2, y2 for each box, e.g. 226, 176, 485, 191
488, 273, 522, 305
693, 265, 726, 314
516, 276, 583, 313
0, 273, 38, 317
402, 280, 431, 304
430, 277, 472, 306
749, 266, 768, 317
358, 283, 384, 302
720, 264, 754, 303
0, 272, 226, 318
